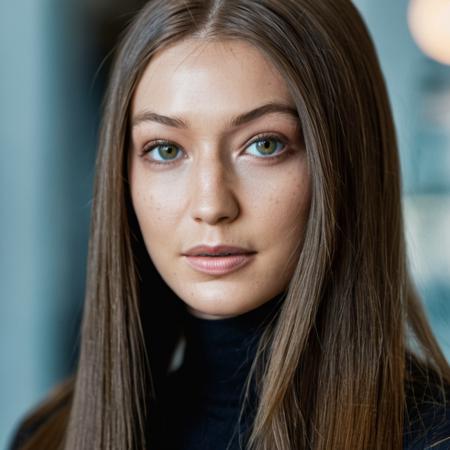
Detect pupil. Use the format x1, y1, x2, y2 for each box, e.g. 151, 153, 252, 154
161, 145, 177, 159
258, 139, 275, 154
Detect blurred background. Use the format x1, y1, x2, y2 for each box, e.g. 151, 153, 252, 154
1, 0, 449, 448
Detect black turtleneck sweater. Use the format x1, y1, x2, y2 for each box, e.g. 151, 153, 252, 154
8, 293, 450, 450
152, 293, 285, 450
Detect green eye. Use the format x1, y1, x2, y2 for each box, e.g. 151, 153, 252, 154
246, 136, 285, 157
144, 142, 183, 163
156, 144, 180, 160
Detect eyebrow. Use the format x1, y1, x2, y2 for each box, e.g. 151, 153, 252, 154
131, 102, 299, 129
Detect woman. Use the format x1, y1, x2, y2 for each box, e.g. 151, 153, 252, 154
10, 0, 450, 449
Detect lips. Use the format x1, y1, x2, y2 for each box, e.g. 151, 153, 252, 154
183, 245, 255, 257
182, 245, 256, 275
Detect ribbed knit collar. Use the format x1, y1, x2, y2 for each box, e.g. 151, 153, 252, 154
178, 292, 285, 406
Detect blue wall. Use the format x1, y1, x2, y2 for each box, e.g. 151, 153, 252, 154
0, 1, 94, 448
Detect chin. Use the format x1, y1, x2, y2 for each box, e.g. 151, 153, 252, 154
180, 286, 269, 320
185, 297, 249, 319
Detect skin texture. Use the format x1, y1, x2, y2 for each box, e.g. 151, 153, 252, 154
129, 39, 311, 319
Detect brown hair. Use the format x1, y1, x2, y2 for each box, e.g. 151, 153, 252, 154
16, 1, 450, 449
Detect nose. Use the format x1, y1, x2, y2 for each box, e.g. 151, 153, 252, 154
189, 155, 240, 225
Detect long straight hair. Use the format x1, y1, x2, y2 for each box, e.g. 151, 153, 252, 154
18, 1, 450, 449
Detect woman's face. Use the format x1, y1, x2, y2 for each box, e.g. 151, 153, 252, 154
129, 38, 311, 319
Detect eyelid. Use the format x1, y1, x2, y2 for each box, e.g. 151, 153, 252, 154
140, 139, 182, 155
245, 132, 287, 146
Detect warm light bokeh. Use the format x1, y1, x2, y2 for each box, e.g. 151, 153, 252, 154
408, 0, 450, 65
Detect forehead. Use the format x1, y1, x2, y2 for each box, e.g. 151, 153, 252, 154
131, 38, 294, 118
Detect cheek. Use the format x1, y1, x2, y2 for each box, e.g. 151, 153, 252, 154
243, 161, 311, 236
253, 163, 310, 277
129, 166, 185, 248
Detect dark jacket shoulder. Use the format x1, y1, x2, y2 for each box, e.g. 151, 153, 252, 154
403, 356, 450, 449
10, 408, 56, 450
10, 367, 450, 450
9, 378, 73, 450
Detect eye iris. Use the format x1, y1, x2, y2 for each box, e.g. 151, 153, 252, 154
256, 139, 277, 155
158, 145, 178, 160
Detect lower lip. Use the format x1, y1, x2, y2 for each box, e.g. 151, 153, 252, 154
184, 253, 255, 275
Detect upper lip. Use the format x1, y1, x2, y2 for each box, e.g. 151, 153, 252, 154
183, 245, 255, 256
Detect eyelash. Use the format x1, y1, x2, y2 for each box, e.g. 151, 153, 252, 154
139, 133, 291, 166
